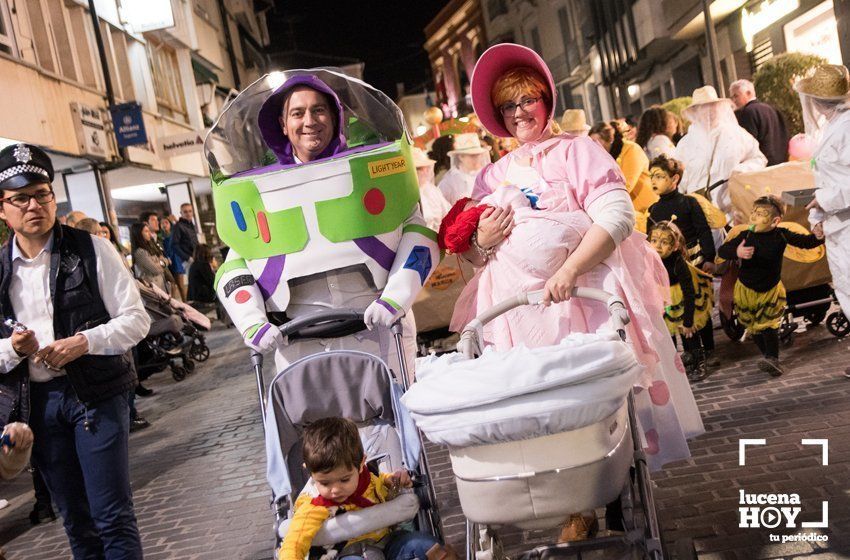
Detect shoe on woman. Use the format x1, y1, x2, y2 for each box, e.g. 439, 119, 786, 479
557, 513, 599, 542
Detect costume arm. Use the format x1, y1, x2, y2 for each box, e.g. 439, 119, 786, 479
734, 132, 768, 173
214, 249, 269, 337
375, 206, 441, 315
815, 133, 850, 214
279, 496, 331, 560
675, 256, 696, 328
585, 189, 634, 246
688, 197, 717, 261
79, 237, 151, 354
717, 232, 745, 261
780, 228, 825, 249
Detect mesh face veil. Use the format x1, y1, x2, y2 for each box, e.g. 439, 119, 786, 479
798, 90, 850, 145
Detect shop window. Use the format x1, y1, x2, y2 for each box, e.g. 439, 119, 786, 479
0, 0, 17, 56
146, 38, 188, 122
67, 5, 99, 88
529, 26, 542, 54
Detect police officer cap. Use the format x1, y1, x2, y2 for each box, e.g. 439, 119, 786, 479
0, 143, 54, 191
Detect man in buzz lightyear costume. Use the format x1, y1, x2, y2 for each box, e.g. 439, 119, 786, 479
212, 71, 440, 376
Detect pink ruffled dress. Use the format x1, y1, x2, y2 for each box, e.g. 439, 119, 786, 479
451, 134, 704, 471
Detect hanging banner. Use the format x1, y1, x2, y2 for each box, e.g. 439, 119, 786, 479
70, 102, 108, 159
158, 130, 206, 158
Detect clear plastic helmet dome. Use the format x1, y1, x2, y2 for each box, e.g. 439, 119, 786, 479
204, 68, 409, 177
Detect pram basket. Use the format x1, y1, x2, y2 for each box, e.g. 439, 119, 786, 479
403, 288, 667, 560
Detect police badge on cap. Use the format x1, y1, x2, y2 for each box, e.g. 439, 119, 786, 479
0, 143, 55, 191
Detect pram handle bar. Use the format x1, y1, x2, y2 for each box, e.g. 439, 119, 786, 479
276, 309, 365, 339
458, 287, 630, 359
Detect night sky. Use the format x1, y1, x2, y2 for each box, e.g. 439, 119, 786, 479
267, 1, 448, 98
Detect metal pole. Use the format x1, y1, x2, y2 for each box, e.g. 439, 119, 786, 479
88, 0, 115, 109
701, 0, 725, 93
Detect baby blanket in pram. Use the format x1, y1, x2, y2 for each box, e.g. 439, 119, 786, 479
401, 331, 643, 447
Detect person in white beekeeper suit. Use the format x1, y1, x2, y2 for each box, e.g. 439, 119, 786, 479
795, 65, 850, 379
414, 147, 451, 231
437, 132, 491, 206
674, 86, 767, 218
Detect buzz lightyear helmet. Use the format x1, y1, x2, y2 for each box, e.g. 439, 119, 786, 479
203, 69, 421, 263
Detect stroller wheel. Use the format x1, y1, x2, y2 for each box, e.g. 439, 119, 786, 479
190, 343, 210, 362
826, 311, 850, 338
183, 359, 195, 373
172, 365, 187, 381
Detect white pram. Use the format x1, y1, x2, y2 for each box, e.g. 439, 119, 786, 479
402, 288, 670, 560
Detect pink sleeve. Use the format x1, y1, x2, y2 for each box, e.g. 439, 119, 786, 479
471, 160, 507, 201
563, 136, 627, 210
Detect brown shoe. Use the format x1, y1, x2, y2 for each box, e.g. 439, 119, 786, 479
557, 513, 599, 542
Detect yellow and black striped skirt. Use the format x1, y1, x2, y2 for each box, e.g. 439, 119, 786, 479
664, 266, 714, 335
733, 281, 786, 333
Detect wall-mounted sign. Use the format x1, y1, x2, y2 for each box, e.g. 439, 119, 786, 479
70, 102, 108, 159
158, 130, 205, 158
119, 0, 175, 33
741, 0, 800, 51
110, 102, 148, 149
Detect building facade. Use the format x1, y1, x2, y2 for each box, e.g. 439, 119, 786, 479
424, 0, 488, 117
467, 0, 848, 124
0, 0, 269, 243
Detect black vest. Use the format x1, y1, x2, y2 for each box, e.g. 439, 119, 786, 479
0, 223, 136, 411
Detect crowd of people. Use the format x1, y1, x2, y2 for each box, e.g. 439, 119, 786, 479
1, 41, 849, 559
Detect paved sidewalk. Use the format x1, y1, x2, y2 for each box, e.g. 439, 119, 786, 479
0, 325, 275, 560
1, 320, 848, 559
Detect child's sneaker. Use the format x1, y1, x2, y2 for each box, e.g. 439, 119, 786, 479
758, 357, 784, 377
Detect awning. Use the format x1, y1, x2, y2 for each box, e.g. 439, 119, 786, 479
192, 59, 220, 85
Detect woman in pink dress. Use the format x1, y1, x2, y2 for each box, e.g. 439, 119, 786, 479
442, 43, 704, 539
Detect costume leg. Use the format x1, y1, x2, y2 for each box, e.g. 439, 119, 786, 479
761, 328, 780, 360
698, 322, 715, 352
73, 392, 142, 560
29, 379, 104, 559
383, 530, 440, 560
751, 333, 766, 357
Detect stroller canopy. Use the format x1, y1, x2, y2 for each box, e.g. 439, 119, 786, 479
204, 68, 409, 177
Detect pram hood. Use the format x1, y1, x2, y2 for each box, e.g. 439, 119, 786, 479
264, 350, 421, 504
401, 330, 643, 447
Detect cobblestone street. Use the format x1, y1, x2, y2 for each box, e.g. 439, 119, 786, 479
1, 318, 849, 559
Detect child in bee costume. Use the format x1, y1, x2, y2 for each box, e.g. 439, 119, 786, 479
646, 155, 725, 366
717, 195, 825, 377
649, 221, 714, 381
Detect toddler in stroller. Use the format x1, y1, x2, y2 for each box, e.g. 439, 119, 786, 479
135, 280, 211, 381
255, 311, 446, 560
279, 417, 454, 560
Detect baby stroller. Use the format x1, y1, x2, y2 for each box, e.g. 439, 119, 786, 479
251, 311, 443, 555
402, 288, 690, 560
136, 281, 211, 381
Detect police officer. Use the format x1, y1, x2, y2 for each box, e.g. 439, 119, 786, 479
0, 144, 150, 559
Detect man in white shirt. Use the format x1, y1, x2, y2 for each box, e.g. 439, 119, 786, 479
0, 144, 150, 559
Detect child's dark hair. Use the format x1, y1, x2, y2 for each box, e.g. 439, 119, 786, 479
302, 417, 363, 474
649, 154, 684, 180
753, 195, 785, 219
649, 220, 688, 259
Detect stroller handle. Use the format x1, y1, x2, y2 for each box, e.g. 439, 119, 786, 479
458, 287, 630, 359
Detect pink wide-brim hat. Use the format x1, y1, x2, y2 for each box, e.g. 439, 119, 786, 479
471, 43, 556, 138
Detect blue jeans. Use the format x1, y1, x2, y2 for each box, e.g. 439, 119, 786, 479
339, 531, 439, 560
29, 377, 143, 560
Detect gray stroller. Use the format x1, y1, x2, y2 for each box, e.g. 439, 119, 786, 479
250, 310, 443, 556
